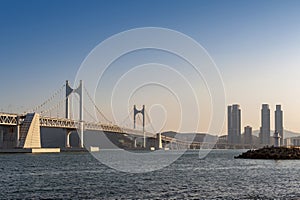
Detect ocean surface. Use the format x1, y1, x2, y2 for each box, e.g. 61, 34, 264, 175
1, 150, 300, 199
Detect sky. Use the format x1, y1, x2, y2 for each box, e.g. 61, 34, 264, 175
1, 0, 300, 134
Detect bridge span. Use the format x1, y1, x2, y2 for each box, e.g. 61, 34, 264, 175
0, 112, 156, 149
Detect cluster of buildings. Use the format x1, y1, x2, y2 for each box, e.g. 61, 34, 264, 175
227, 104, 283, 146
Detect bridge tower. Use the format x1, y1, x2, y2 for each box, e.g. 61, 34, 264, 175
133, 105, 145, 148
66, 80, 84, 148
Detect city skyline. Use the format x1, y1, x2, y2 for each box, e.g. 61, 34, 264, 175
1, 1, 300, 134
227, 103, 287, 146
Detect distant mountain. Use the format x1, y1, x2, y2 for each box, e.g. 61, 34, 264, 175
161, 130, 300, 143
161, 131, 218, 143
251, 130, 300, 139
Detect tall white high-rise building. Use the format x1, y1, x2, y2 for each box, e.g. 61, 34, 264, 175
260, 104, 270, 145
275, 105, 283, 146
227, 104, 241, 144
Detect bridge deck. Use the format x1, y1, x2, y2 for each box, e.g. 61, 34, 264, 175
0, 112, 155, 137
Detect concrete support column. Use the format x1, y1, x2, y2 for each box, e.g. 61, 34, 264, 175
79, 122, 84, 148
16, 116, 20, 147
142, 105, 145, 149
133, 137, 137, 148
156, 133, 162, 149
66, 130, 71, 148
0, 129, 3, 148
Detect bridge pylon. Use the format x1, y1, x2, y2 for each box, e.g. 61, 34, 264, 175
66, 80, 84, 148
133, 105, 145, 148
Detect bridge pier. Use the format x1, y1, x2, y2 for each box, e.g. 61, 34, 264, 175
16, 116, 20, 147
66, 130, 72, 148
79, 122, 84, 148
156, 133, 162, 149
0, 129, 3, 148
133, 137, 137, 148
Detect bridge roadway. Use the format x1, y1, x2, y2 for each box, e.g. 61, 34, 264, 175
0, 112, 212, 147
0, 112, 155, 138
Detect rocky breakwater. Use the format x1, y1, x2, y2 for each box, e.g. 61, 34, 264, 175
235, 146, 300, 159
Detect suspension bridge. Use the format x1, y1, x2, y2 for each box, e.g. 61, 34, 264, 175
1, 80, 211, 152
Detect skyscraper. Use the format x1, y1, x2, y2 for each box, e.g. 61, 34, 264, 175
244, 126, 252, 145
227, 106, 232, 143
260, 104, 270, 145
227, 104, 241, 144
275, 105, 283, 146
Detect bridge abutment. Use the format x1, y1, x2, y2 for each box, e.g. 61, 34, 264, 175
18, 113, 41, 148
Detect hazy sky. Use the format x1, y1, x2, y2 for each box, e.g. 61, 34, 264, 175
1, 0, 300, 134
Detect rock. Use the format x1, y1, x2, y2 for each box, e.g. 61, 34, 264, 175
234, 146, 300, 159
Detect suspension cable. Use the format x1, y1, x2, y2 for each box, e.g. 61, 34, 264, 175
72, 93, 98, 122
40, 96, 67, 116
145, 110, 157, 134
83, 86, 112, 124
118, 109, 133, 127
26, 84, 65, 114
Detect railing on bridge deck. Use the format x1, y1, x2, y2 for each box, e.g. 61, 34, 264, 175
39, 116, 79, 129
0, 113, 19, 125
39, 116, 156, 137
